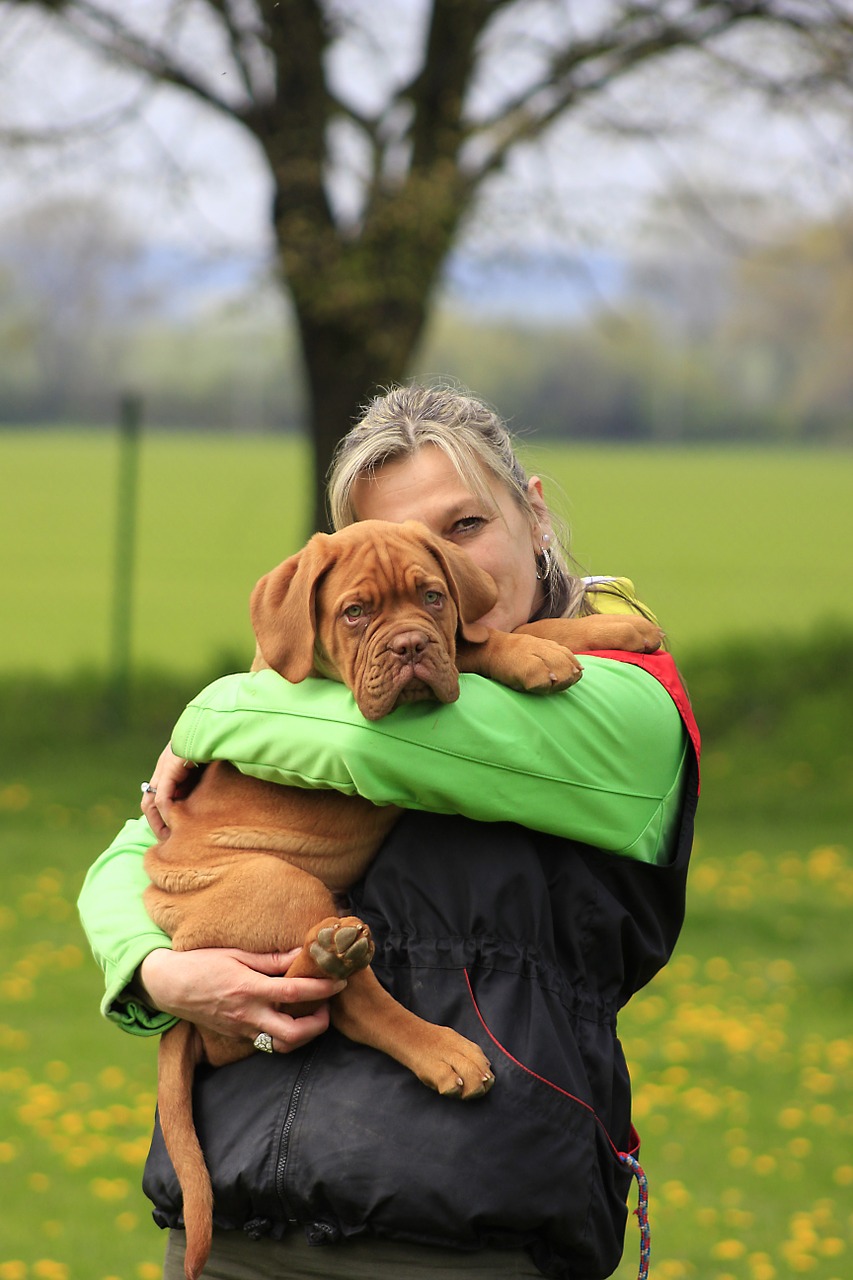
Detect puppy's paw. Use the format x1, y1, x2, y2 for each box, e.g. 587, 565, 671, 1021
595, 616, 664, 653
413, 1027, 495, 1101
504, 636, 584, 694
308, 916, 375, 980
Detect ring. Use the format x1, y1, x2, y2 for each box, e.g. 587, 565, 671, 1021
141, 782, 157, 796
253, 1032, 274, 1054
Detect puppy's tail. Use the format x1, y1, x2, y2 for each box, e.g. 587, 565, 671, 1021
157, 1020, 212, 1280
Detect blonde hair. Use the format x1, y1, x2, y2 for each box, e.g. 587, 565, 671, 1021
327, 382, 588, 620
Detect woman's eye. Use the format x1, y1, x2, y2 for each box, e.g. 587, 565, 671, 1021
343, 604, 364, 620
424, 590, 444, 607
451, 516, 484, 535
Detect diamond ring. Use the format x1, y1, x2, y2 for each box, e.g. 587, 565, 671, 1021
253, 1032, 274, 1053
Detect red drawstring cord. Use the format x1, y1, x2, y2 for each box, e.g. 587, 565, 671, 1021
464, 970, 650, 1280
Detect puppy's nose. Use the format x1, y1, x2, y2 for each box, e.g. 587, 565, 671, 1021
390, 630, 429, 660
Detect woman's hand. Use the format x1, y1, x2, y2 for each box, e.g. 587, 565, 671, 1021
141, 742, 202, 837
138, 947, 345, 1052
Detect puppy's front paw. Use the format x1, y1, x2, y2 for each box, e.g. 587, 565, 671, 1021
413, 1027, 495, 1100
308, 916, 375, 980
508, 636, 583, 693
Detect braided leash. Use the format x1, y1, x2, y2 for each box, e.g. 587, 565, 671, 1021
618, 1152, 651, 1280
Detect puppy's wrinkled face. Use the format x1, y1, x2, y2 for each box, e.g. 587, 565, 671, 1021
314, 526, 463, 721
250, 519, 498, 721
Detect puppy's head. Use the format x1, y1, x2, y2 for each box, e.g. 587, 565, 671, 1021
250, 519, 497, 720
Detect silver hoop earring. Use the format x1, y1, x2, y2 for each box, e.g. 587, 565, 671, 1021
535, 533, 554, 582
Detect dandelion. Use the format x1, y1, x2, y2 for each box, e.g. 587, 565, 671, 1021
0, 782, 31, 810
662, 1179, 691, 1207
90, 1176, 130, 1201
32, 1263, 68, 1280
0, 1264, 27, 1280
98, 1066, 126, 1091
712, 1238, 746, 1260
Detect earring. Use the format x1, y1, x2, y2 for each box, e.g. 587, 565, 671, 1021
535, 532, 554, 582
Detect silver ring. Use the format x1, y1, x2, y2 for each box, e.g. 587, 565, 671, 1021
253, 1032, 274, 1054
141, 782, 157, 796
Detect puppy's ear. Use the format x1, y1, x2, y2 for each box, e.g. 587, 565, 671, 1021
249, 533, 334, 681
404, 521, 496, 643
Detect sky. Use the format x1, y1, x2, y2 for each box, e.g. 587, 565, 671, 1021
1, 2, 852, 287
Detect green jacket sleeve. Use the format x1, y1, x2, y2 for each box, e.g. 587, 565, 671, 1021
79, 657, 688, 1035
173, 658, 688, 865
77, 818, 177, 1036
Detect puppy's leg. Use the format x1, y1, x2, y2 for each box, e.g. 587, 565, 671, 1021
330, 968, 494, 1101
517, 614, 664, 653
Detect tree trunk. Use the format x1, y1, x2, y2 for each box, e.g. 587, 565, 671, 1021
297, 302, 428, 534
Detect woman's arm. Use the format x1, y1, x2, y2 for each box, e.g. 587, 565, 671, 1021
78, 819, 346, 1042
172, 657, 690, 864
79, 654, 691, 1033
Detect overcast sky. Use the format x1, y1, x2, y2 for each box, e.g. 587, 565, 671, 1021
1, 2, 852, 267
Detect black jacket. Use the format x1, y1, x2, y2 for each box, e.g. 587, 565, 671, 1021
143, 732, 697, 1280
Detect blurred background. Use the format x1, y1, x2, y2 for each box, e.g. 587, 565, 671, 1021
1, 4, 851, 1278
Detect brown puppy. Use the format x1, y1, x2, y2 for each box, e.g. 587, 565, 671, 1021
143, 519, 662, 1280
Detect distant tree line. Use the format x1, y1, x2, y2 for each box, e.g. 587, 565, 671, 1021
1, 201, 852, 445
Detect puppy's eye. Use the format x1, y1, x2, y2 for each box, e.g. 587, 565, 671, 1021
343, 604, 364, 620
424, 590, 444, 608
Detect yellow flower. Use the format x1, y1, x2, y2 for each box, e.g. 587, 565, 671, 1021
90, 1177, 130, 1201
33, 1263, 68, 1280
748, 1252, 776, 1280
712, 1238, 746, 1261
0, 1263, 27, 1280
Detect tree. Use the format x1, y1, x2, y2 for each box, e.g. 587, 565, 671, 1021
3, 0, 853, 526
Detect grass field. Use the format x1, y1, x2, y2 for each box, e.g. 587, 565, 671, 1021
1, 647, 851, 1280
2, 429, 851, 675
1, 427, 851, 1278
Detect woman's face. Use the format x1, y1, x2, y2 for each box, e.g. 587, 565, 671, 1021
350, 445, 552, 632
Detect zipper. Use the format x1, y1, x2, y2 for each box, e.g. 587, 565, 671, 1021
274, 1045, 317, 1220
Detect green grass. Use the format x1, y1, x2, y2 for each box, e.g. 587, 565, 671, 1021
2, 427, 851, 1277
2, 429, 851, 675
1, 631, 852, 1280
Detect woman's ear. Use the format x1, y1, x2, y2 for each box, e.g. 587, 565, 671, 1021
528, 476, 553, 542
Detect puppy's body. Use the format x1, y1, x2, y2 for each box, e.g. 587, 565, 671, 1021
143, 520, 662, 1280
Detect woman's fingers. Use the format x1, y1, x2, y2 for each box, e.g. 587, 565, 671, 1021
138, 947, 345, 1050
141, 742, 202, 832
263, 1004, 332, 1053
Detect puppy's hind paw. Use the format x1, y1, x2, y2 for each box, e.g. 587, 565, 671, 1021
308, 916, 375, 980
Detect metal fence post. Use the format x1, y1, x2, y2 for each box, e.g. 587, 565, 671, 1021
107, 393, 142, 727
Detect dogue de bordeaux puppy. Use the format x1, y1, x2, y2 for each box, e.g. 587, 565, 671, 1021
143, 518, 662, 1280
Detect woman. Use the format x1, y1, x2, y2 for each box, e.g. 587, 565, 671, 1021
79, 383, 699, 1280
